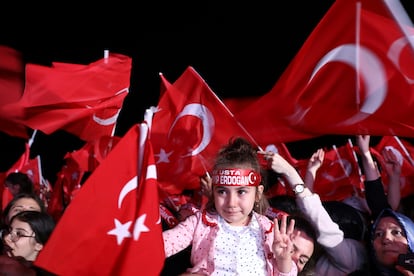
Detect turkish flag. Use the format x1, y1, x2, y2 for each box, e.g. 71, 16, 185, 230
65, 145, 91, 173
5, 52, 132, 142
0, 45, 28, 138
19, 155, 43, 195
66, 135, 121, 172
5, 143, 46, 194
46, 172, 66, 223
47, 155, 85, 222
35, 123, 165, 275
296, 141, 364, 201
150, 66, 258, 196
237, 0, 414, 142
223, 96, 259, 114
0, 150, 44, 209
262, 142, 299, 167
373, 136, 414, 197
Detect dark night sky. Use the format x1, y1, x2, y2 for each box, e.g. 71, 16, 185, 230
1, 1, 414, 181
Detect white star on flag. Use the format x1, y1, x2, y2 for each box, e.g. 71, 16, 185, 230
107, 219, 132, 245
155, 148, 172, 164
133, 214, 149, 240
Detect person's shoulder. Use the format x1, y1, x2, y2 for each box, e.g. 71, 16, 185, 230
0, 255, 36, 276
254, 212, 274, 230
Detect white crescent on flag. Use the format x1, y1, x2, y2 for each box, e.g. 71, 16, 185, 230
168, 103, 215, 157
387, 34, 414, 84
309, 44, 387, 126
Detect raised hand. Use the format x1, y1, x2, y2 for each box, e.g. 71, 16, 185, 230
356, 135, 371, 154
382, 147, 402, 177
273, 215, 295, 273
305, 148, 325, 191
307, 148, 324, 173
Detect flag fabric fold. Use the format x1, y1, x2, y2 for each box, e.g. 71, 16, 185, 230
35, 123, 165, 275
236, 0, 414, 142
0, 45, 28, 138
295, 142, 364, 202
4, 52, 132, 142
150, 66, 258, 196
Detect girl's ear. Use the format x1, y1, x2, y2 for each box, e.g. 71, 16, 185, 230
34, 242, 43, 252
256, 185, 264, 200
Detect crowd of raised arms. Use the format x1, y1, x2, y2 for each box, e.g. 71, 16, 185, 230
1, 135, 414, 275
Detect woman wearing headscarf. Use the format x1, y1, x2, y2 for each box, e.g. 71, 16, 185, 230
370, 208, 414, 275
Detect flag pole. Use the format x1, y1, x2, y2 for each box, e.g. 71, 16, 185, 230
103, 48, 118, 138
28, 129, 38, 148
104, 49, 109, 64
348, 138, 364, 194
332, 144, 349, 175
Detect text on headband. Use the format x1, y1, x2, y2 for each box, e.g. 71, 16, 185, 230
211, 168, 262, 186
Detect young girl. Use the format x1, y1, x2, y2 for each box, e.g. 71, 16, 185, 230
4, 210, 55, 262
1, 210, 56, 275
163, 137, 299, 275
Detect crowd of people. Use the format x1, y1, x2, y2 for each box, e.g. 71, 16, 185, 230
1, 134, 414, 275
160, 135, 414, 276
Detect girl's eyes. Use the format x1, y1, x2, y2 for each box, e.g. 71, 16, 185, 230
215, 189, 248, 195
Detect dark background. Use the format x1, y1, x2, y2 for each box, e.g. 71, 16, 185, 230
1, 1, 414, 182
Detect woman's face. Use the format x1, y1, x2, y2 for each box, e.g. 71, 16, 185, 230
7, 198, 42, 223
290, 229, 314, 272
373, 216, 409, 267
4, 218, 42, 261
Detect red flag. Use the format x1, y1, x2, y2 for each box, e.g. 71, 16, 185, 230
66, 135, 121, 172
373, 136, 414, 197
150, 66, 258, 195
92, 135, 121, 164
1, 186, 13, 211
35, 123, 165, 275
6, 52, 132, 142
222, 96, 259, 114
5, 143, 44, 189
49, 155, 85, 220
65, 145, 91, 173
296, 142, 364, 201
237, 0, 414, 141
1, 143, 30, 208
263, 143, 298, 167
46, 173, 66, 223
0, 45, 28, 138
20, 155, 42, 195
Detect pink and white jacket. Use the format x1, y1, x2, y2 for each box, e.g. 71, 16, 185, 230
163, 210, 298, 276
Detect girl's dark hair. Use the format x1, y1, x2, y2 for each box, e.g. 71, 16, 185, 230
213, 137, 262, 173
9, 211, 55, 245
2, 193, 46, 225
